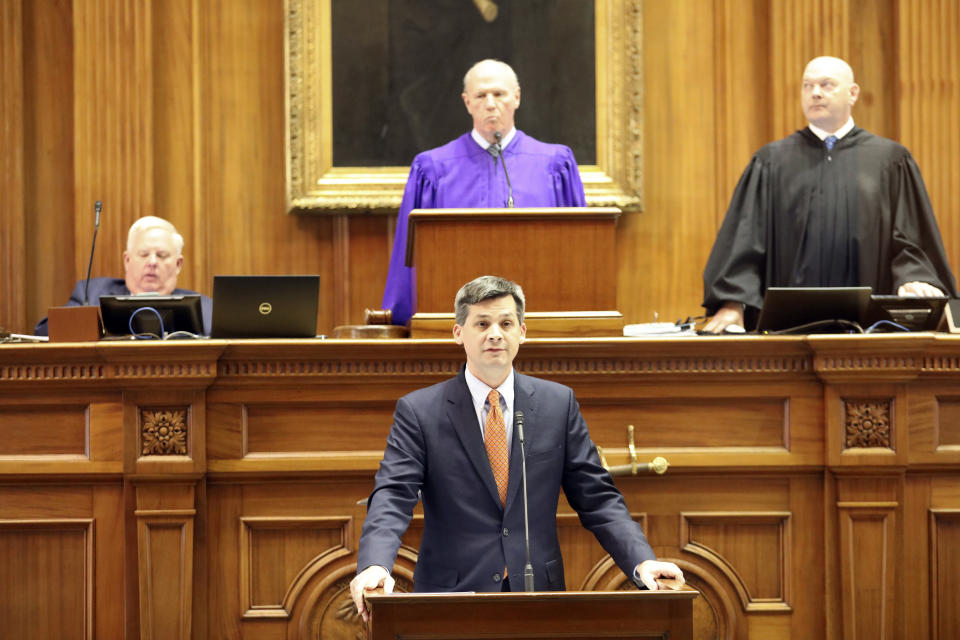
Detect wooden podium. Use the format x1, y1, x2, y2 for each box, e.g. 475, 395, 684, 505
365, 590, 697, 639
405, 208, 624, 338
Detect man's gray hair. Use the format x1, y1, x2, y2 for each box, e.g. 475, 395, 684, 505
454, 275, 526, 325
127, 216, 184, 254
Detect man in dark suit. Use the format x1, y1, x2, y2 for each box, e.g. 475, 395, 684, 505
35, 216, 212, 336
350, 275, 683, 621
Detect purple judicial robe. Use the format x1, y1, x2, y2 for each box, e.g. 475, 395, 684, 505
382, 130, 587, 325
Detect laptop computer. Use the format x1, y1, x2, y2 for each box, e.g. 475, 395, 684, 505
756, 286, 873, 333
210, 275, 319, 338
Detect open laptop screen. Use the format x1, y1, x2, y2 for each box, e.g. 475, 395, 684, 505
211, 275, 319, 338
756, 286, 872, 333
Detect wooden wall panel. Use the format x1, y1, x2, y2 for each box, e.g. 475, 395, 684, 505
73, 0, 154, 277
929, 510, 960, 640
0, 0, 25, 333
713, 0, 772, 213
3, 0, 960, 337
197, 0, 345, 331
151, 0, 205, 291
899, 0, 960, 292
2, 337, 960, 638
135, 483, 196, 640
835, 476, 901, 640
21, 0, 74, 333
0, 484, 125, 640
0, 403, 88, 455
0, 523, 92, 640
618, 0, 718, 327
769, 0, 851, 138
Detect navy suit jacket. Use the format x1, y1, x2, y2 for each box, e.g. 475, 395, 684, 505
357, 367, 655, 592
34, 277, 213, 336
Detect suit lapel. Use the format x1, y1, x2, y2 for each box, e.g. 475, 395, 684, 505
506, 373, 538, 509
445, 370, 503, 509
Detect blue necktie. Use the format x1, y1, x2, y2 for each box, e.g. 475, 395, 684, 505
824, 135, 837, 151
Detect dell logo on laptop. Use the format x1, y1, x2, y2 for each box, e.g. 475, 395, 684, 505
258, 302, 272, 315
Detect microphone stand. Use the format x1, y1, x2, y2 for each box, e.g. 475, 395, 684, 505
493, 131, 515, 207
83, 200, 102, 306
515, 410, 534, 591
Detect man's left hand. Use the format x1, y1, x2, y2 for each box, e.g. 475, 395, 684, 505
636, 559, 685, 590
898, 281, 945, 297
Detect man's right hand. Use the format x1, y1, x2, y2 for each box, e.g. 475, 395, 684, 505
701, 302, 745, 334
350, 565, 395, 624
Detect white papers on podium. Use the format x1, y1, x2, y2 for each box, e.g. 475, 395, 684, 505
622, 322, 697, 337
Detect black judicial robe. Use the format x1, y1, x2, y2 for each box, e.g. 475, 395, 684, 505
702, 127, 958, 325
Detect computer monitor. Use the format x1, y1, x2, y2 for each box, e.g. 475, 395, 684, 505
210, 275, 319, 338
865, 295, 948, 331
99, 294, 205, 337
755, 287, 873, 333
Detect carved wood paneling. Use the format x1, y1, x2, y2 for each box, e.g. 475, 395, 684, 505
843, 399, 893, 449
582, 398, 788, 449
0, 362, 105, 382
239, 516, 351, 618
934, 397, 960, 448
214, 350, 812, 383
670, 558, 742, 640
929, 510, 960, 640
3, 338, 960, 637
137, 520, 194, 640
0, 344, 219, 387
559, 511, 647, 591
135, 483, 196, 640
681, 512, 792, 611
285, 563, 413, 640
835, 474, 900, 640
0, 519, 94, 640
838, 508, 896, 640
903, 387, 960, 467
242, 403, 396, 455
139, 407, 189, 456
296, 574, 365, 639
0, 404, 88, 456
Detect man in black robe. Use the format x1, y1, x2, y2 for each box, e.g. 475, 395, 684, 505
702, 56, 957, 332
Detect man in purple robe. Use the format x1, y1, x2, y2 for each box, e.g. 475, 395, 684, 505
381, 59, 587, 325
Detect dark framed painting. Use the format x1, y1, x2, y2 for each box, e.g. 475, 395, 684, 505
286, 0, 644, 212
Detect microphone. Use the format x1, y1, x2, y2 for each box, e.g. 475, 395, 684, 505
515, 410, 534, 591
493, 131, 515, 207
82, 200, 102, 306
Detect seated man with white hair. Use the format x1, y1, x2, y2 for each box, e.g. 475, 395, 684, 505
34, 216, 212, 336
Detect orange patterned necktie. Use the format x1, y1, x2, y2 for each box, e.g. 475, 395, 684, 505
485, 389, 509, 505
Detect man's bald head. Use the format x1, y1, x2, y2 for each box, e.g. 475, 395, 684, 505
801, 56, 859, 133
462, 59, 519, 93
804, 56, 855, 84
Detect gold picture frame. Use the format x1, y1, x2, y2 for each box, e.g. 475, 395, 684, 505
285, 0, 643, 212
